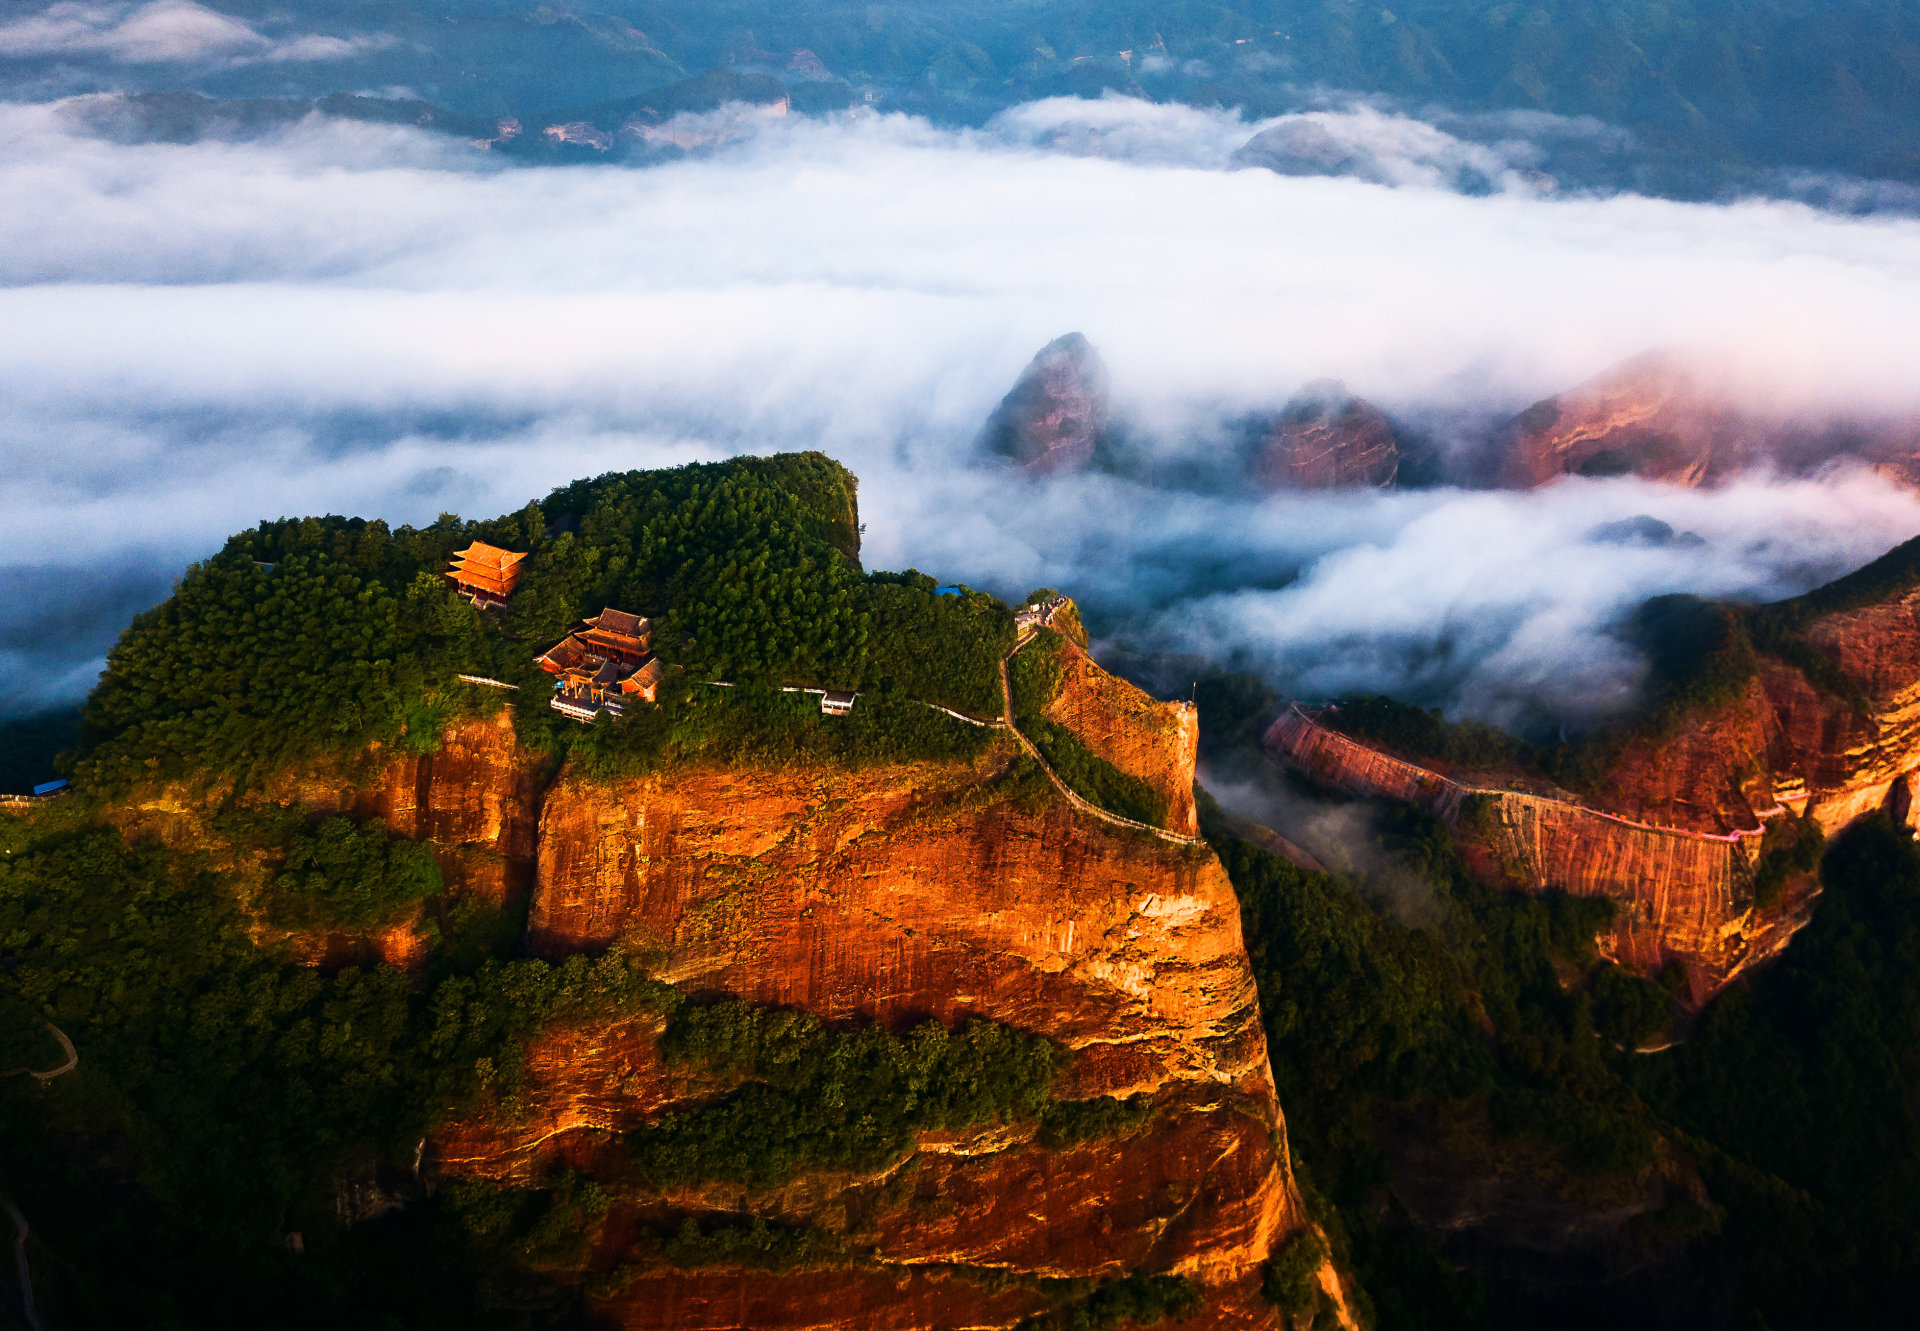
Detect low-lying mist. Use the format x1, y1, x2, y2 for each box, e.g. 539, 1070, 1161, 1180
6, 95, 1920, 728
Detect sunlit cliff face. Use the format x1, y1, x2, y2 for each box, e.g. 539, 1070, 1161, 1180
5, 96, 1920, 726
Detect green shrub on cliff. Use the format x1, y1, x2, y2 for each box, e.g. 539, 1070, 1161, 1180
630, 998, 1065, 1187
1037, 1093, 1156, 1148
1631, 813, 1920, 1327
1020, 716, 1170, 827
1262, 1229, 1328, 1319
1018, 1272, 1202, 1330
263, 815, 443, 931
1214, 803, 1667, 1328
1322, 695, 1528, 772
1009, 627, 1068, 723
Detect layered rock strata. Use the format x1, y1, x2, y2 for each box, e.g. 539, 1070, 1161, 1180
498, 743, 1310, 1326
980, 333, 1112, 474
1249, 382, 1399, 490
1043, 641, 1201, 835
364, 698, 1344, 1325
1497, 349, 1920, 489
1266, 708, 1802, 1000
1266, 576, 1920, 999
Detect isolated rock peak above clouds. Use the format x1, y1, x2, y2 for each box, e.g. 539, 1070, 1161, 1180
1249, 379, 1402, 491
1496, 349, 1920, 489
979, 331, 1112, 474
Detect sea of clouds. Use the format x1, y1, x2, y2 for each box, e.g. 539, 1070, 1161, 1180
6, 94, 1920, 724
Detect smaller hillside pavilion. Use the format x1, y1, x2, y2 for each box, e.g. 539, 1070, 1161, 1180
536, 608, 664, 721
447, 542, 526, 608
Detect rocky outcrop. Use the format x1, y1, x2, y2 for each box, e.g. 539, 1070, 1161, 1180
106, 710, 548, 968
1249, 381, 1399, 490
1497, 350, 1920, 488
273, 708, 548, 906
1044, 641, 1201, 835
1265, 568, 1920, 1000
433, 734, 1340, 1327
100, 643, 1345, 1322
1266, 707, 1808, 1001
1499, 352, 1737, 488
980, 334, 1112, 474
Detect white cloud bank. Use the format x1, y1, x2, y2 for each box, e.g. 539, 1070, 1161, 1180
3, 97, 1920, 721
0, 2, 380, 66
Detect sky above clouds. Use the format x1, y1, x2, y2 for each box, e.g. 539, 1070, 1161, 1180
5, 94, 1920, 723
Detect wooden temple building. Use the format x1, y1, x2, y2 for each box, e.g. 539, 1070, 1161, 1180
536, 608, 665, 721
446, 542, 527, 608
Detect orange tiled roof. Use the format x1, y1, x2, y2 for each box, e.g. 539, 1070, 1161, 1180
535, 634, 589, 673
451, 542, 526, 573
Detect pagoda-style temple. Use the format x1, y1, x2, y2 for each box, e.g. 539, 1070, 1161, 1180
447, 542, 527, 608
536, 608, 665, 721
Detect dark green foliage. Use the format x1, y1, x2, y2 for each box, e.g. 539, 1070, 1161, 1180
863, 570, 1016, 717
74, 547, 489, 792
656, 1215, 848, 1273
264, 815, 443, 932
565, 681, 998, 781
1588, 964, 1672, 1051
71, 452, 1021, 793
1749, 531, 1920, 631
424, 950, 679, 1109
1037, 1093, 1155, 1148
1216, 802, 1672, 1327
444, 1170, 611, 1268
1261, 1230, 1327, 1319
1634, 813, 1920, 1327
1008, 630, 1169, 826
1627, 594, 1758, 724
1009, 628, 1067, 723
1322, 696, 1528, 771
1018, 1272, 1202, 1330
0, 708, 79, 795
1191, 670, 1280, 769
1022, 717, 1170, 828
0, 811, 670, 1327
1750, 815, 1825, 911
631, 999, 1065, 1188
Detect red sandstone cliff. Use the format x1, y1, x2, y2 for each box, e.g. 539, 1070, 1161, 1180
483, 738, 1324, 1327
980, 333, 1112, 475
118, 672, 1345, 1324
1499, 350, 1920, 488
1250, 382, 1399, 490
1264, 574, 1920, 1001
108, 709, 546, 969
1044, 641, 1200, 836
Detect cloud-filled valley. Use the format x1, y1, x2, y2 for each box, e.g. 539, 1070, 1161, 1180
7, 94, 1920, 726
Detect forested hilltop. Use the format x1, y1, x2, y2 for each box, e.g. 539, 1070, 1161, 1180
70, 451, 1018, 794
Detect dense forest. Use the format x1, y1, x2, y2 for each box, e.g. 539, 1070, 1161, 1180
64, 452, 1016, 794
1204, 781, 1920, 1330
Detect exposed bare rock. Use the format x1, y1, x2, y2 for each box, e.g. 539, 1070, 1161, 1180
1265, 563, 1920, 1002
1498, 350, 1920, 488
1249, 381, 1400, 489
434, 729, 1341, 1326
1044, 639, 1201, 834
980, 333, 1112, 474
270, 709, 548, 907
1500, 352, 1738, 487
